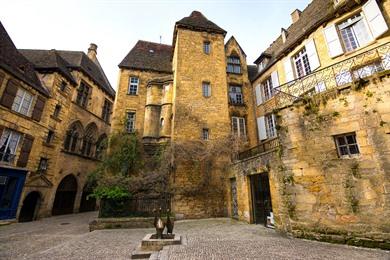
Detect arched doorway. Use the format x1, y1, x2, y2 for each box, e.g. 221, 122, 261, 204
79, 185, 96, 212
19, 191, 41, 222
52, 175, 77, 216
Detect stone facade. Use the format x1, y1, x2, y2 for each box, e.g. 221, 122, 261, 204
0, 22, 115, 222
229, 0, 390, 249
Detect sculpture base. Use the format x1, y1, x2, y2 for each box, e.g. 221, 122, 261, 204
131, 233, 182, 259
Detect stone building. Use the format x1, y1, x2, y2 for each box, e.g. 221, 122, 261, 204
229, 0, 390, 248
0, 22, 115, 221
112, 11, 256, 218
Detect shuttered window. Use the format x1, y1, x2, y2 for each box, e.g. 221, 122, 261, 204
293, 47, 311, 78
16, 134, 34, 167
338, 14, 371, 52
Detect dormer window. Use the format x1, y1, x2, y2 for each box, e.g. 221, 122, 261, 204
227, 56, 241, 74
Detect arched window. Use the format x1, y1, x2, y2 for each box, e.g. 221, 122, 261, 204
81, 123, 97, 157
64, 122, 83, 152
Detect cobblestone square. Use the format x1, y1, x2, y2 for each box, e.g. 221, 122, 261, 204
0, 212, 388, 260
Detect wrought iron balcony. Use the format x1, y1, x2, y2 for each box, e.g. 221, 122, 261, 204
0, 152, 16, 164
237, 138, 279, 161
273, 42, 390, 109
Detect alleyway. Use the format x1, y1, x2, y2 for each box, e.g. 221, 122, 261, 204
0, 212, 388, 260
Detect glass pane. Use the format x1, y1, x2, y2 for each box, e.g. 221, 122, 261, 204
337, 136, 346, 145
348, 144, 359, 154
339, 146, 349, 156
346, 135, 356, 144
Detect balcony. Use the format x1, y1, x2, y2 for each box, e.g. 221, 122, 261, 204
273, 42, 390, 109
237, 138, 279, 161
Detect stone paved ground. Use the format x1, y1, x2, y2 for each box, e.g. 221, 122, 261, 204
0, 212, 388, 260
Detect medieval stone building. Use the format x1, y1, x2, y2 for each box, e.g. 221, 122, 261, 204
113, 0, 390, 247
0, 22, 115, 221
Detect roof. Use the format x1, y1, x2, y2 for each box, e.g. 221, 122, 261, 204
176, 11, 226, 35
19, 49, 77, 86
147, 75, 173, 86
247, 65, 258, 81
251, 0, 360, 82
21, 49, 115, 98
119, 40, 173, 73
0, 22, 49, 96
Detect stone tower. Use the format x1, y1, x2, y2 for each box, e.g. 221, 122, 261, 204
171, 11, 231, 218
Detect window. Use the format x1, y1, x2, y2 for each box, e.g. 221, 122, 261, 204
335, 133, 360, 157
232, 117, 246, 138
338, 14, 371, 52
265, 114, 277, 139
160, 118, 164, 127
262, 77, 274, 101
46, 130, 54, 144
128, 77, 139, 95
0, 129, 21, 163
293, 47, 311, 78
53, 104, 61, 118
227, 56, 241, 73
76, 82, 90, 108
202, 128, 209, 140
64, 125, 79, 152
37, 158, 48, 173
60, 81, 67, 91
102, 99, 112, 123
126, 112, 136, 133
203, 41, 210, 54
202, 82, 211, 97
12, 88, 33, 116
229, 85, 243, 105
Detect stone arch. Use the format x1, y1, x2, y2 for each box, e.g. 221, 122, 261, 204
64, 120, 84, 152
81, 122, 98, 157
18, 191, 42, 222
95, 133, 108, 160
52, 174, 78, 215
79, 184, 96, 212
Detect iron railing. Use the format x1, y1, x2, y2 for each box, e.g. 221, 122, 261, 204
0, 152, 16, 164
237, 138, 279, 161
273, 42, 390, 109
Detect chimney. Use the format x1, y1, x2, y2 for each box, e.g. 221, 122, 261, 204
87, 43, 97, 61
281, 28, 288, 43
291, 9, 302, 24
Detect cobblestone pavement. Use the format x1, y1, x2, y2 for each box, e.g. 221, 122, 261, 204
0, 212, 388, 260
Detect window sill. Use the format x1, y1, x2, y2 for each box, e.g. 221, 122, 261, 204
227, 72, 243, 75
126, 93, 139, 96
339, 154, 360, 159
50, 115, 62, 122
42, 142, 55, 148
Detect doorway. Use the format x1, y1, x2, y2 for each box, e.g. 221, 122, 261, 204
79, 185, 96, 212
250, 173, 272, 226
52, 175, 77, 215
19, 191, 41, 222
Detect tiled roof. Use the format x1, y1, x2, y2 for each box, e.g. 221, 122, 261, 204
119, 40, 173, 73
176, 11, 226, 35
0, 22, 49, 96
21, 49, 115, 97
19, 49, 77, 86
251, 0, 360, 82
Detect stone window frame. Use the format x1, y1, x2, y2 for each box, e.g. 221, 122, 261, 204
53, 104, 62, 118
125, 111, 136, 133
202, 81, 211, 98
60, 81, 67, 91
12, 87, 34, 117
37, 157, 49, 174
229, 85, 244, 105
75, 81, 91, 108
128, 77, 139, 95
102, 99, 113, 123
202, 128, 209, 141
231, 116, 247, 138
227, 56, 241, 74
46, 130, 55, 144
203, 41, 211, 54
334, 132, 360, 158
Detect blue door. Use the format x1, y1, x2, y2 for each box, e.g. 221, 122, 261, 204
0, 168, 27, 220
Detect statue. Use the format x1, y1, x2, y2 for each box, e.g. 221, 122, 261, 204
155, 208, 165, 239
166, 209, 174, 234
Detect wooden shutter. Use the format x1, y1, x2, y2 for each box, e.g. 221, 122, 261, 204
0, 79, 18, 109
32, 95, 46, 121
16, 134, 34, 167
271, 71, 280, 89
257, 116, 267, 141
324, 24, 344, 58
305, 39, 320, 71
284, 57, 294, 82
255, 84, 263, 105
363, 0, 388, 38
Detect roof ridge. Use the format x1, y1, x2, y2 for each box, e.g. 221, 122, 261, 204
137, 40, 172, 47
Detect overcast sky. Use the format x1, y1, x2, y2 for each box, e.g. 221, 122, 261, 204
1, 0, 310, 90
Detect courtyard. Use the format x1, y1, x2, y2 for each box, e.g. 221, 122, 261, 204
0, 212, 388, 260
